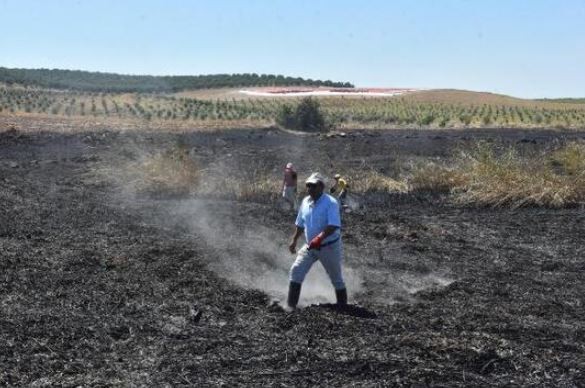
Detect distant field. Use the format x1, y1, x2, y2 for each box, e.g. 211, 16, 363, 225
1, 85, 585, 130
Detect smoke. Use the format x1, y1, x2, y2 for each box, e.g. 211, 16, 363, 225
153, 198, 363, 306
356, 269, 454, 305
98, 132, 363, 306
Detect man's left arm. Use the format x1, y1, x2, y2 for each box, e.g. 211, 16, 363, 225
308, 225, 338, 250
321, 225, 339, 239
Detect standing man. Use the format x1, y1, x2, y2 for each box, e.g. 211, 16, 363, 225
282, 162, 298, 211
286, 172, 348, 310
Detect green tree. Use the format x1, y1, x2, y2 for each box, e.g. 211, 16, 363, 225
276, 104, 295, 128
279, 97, 327, 132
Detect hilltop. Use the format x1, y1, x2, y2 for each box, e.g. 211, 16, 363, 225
0, 67, 353, 93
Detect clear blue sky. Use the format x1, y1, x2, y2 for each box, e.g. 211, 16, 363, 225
1, 0, 584, 98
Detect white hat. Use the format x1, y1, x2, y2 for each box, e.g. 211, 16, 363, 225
305, 172, 325, 185
286, 162, 293, 169
334, 174, 341, 179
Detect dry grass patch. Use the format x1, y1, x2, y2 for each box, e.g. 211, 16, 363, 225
194, 169, 409, 202
90, 144, 202, 197
196, 170, 281, 201
348, 170, 409, 194
456, 142, 585, 207
410, 141, 585, 207
233, 175, 282, 201
409, 162, 467, 193
139, 146, 201, 195
96, 143, 282, 201
549, 141, 585, 176
95, 139, 585, 208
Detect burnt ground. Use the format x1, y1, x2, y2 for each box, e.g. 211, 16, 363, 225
1, 126, 585, 387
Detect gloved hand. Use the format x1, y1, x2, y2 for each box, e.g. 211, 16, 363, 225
330, 187, 336, 194
308, 232, 325, 250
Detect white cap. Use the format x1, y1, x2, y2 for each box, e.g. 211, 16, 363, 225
305, 172, 325, 185
334, 174, 341, 179
286, 162, 293, 169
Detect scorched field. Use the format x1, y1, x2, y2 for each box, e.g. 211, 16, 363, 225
1, 122, 584, 387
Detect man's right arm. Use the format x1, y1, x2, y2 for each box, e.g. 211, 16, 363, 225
289, 226, 304, 254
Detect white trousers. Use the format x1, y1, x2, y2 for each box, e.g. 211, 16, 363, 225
289, 241, 345, 290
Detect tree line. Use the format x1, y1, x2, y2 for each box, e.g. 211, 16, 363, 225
0, 67, 353, 93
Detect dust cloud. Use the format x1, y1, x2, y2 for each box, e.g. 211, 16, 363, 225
158, 198, 363, 306
103, 133, 450, 308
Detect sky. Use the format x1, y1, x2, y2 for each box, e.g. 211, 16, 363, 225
0, 0, 584, 98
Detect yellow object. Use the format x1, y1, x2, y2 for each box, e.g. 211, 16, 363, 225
337, 178, 348, 191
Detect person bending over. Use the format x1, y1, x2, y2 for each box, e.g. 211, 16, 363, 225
330, 173, 349, 210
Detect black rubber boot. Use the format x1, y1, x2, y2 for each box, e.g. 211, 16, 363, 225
335, 288, 348, 306
287, 282, 302, 310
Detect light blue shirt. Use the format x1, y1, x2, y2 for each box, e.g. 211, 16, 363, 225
295, 193, 341, 244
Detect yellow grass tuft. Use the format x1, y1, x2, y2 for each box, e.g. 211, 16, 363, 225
409, 141, 585, 207
549, 141, 585, 176
231, 176, 282, 201
195, 168, 281, 202
409, 162, 467, 193
138, 145, 201, 195
457, 142, 585, 207
348, 170, 409, 193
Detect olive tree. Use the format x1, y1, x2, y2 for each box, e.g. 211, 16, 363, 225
276, 97, 326, 132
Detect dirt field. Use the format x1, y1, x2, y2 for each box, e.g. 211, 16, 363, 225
1, 124, 584, 386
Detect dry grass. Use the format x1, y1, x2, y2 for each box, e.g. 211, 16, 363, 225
131, 141, 585, 207
208, 169, 409, 202
121, 153, 410, 202
549, 141, 585, 176
233, 176, 281, 201
409, 162, 467, 193
95, 138, 585, 208
400, 89, 585, 110
94, 143, 282, 201
90, 144, 203, 197
410, 141, 585, 207
140, 146, 200, 195
348, 170, 409, 194
196, 171, 281, 201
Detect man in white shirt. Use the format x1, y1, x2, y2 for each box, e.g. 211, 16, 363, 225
286, 172, 347, 310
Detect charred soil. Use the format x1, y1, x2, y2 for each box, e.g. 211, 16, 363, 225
1, 126, 584, 386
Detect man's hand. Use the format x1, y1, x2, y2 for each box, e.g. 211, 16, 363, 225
290, 226, 304, 254
308, 232, 325, 250
288, 239, 297, 254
